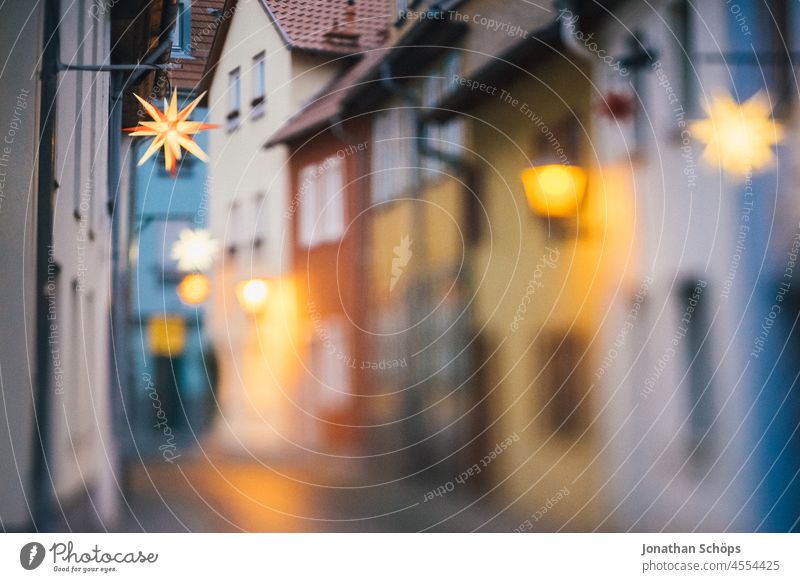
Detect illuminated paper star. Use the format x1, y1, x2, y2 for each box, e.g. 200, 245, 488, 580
125, 89, 217, 176
170, 228, 219, 272
690, 91, 783, 178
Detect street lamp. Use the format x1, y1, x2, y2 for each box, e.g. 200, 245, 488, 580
236, 278, 270, 314
177, 273, 211, 305
520, 164, 588, 219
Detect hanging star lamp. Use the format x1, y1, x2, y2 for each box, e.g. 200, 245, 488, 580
125, 89, 218, 176
171, 228, 220, 272
690, 91, 783, 179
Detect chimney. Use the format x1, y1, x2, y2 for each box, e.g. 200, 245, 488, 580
325, 0, 360, 47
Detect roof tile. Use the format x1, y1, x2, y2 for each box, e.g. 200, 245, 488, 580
265, 0, 392, 54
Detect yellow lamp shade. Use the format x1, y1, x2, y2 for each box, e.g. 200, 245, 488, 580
236, 278, 270, 314
177, 273, 211, 305
520, 164, 588, 218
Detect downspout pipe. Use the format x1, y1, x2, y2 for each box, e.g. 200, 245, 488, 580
556, 0, 595, 62
32, 0, 60, 531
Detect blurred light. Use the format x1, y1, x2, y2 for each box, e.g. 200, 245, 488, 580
690, 91, 783, 178
236, 278, 270, 314
177, 273, 211, 305
171, 228, 219, 272
147, 315, 186, 355
520, 164, 587, 218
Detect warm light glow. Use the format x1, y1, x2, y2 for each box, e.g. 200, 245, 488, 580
124, 89, 218, 177
171, 228, 219, 272
236, 278, 270, 314
690, 91, 783, 178
177, 273, 211, 305
147, 315, 186, 356
520, 164, 588, 218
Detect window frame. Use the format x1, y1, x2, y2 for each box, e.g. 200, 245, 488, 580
251, 51, 266, 117
298, 156, 345, 248
170, 0, 192, 57
227, 67, 241, 131
679, 279, 715, 465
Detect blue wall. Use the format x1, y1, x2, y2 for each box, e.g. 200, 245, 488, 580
128, 95, 215, 448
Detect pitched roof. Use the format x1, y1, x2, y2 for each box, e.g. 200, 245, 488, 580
263, 0, 392, 55
266, 12, 468, 147
169, 0, 227, 92
266, 48, 388, 146
201, 0, 392, 95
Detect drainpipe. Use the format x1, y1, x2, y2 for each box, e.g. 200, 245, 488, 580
32, 0, 60, 531
556, 0, 594, 62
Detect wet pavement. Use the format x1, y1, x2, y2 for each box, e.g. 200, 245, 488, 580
114, 447, 533, 532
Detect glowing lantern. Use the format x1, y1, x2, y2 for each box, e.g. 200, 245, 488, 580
177, 273, 211, 305
124, 89, 218, 177
171, 228, 219, 272
690, 90, 783, 178
520, 164, 588, 218
236, 278, 270, 314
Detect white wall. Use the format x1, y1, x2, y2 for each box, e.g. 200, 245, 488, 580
206, 0, 340, 451
593, 0, 756, 530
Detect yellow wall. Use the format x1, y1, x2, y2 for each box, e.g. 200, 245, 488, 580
468, 56, 635, 529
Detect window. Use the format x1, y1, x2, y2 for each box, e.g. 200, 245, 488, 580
252, 192, 267, 248
768, 0, 791, 114
170, 0, 191, 56
252, 52, 266, 117
371, 106, 414, 202
680, 280, 715, 464
311, 317, 351, 410
421, 53, 465, 178
298, 156, 345, 247
158, 220, 188, 277
227, 68, 241, 130
73, 0, 85, 219
541, 331, 591, 439
671, 0, 695, 117
227, 200, 240, 254
395, 0, 409, 23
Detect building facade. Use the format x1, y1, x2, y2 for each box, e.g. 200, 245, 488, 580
0, 0, 173, 531
592, 0, 800, 531
203, 0, 390, 452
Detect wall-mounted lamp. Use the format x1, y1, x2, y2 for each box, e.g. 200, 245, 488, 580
236, 278, 270, 314
177, 273, 211, 305
520, 164, 588, 219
